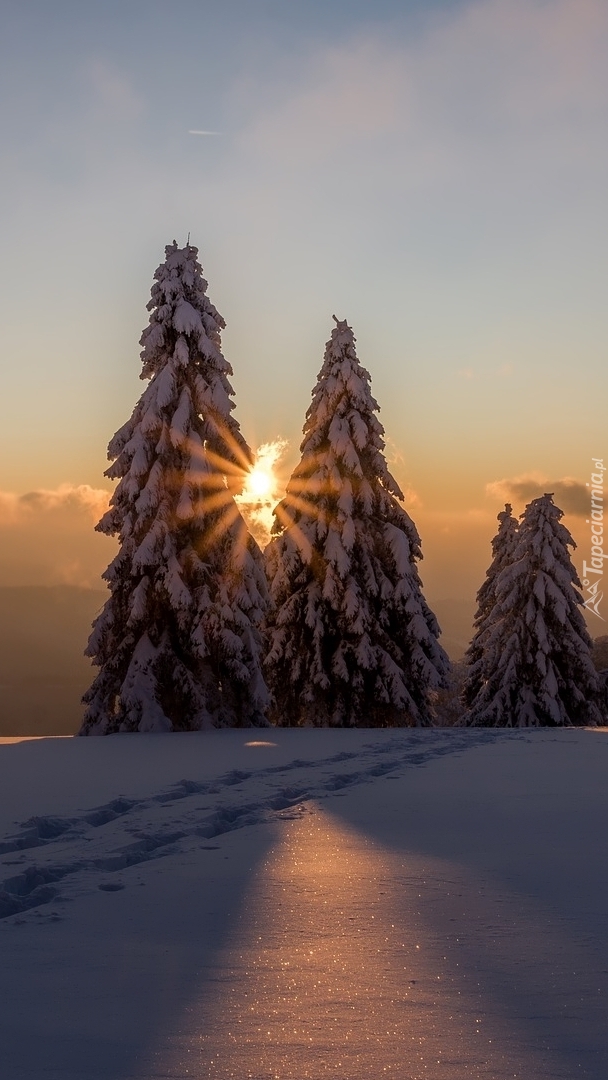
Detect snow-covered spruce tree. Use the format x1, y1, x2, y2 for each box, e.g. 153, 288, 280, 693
467, 493, 602, 727
80, 242, 270, 734
264, 317, 450, 727
463, 503, 518, 709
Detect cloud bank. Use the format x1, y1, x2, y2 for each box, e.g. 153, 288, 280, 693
0, 484, 110, 525
486, 474, 589, 516
0, 485, 113, 588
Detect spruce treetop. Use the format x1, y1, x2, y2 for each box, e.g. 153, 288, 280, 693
504, 493, 585, 615
295, 314, 403, 499
266, 317, 449, 727
463, 502, 518, 708
275, 317, 412, 558
110, 241, 251, 483
81, 242, 269, 734
475, 503, 519, 621
467, 493, 602, 727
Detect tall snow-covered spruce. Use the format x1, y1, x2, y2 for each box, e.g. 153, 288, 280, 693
467, 493, 602, 727
463, 503, 518, 709
265, 317, 449, 727
81, 242, 270, 734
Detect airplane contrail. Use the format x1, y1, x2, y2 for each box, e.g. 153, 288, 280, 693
188, 129, 219, 135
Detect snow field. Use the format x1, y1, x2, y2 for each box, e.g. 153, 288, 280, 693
1, 729, 608, 1078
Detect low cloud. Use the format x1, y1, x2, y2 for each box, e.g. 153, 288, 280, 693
384, 438, 422, 507
0, 484, 110, 525
0, 485, 113, 588
486, 473, 589, 516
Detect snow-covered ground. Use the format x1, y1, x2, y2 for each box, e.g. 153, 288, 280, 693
1, 728, 608, 1079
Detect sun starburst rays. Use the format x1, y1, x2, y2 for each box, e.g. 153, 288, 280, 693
235, 439, 288, 548
156, 436, 356, 555
153, 432, 358, 556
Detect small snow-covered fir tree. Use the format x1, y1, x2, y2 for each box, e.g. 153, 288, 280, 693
463, 503, 518, 708
467, 493, 602, 727
265, 317, 450, 727
81, 242, 270, 735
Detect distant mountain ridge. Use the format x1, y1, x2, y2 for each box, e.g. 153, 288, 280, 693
0, 586, 105, 736
0, 586, 599, 735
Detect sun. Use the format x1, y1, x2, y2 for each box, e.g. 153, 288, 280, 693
246, 464, 273, 500
240, 440, 287, 505
235, 439, 288, 547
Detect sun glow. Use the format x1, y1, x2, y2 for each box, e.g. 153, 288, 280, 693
235, 439, 288, 548
246, 465, 273, 500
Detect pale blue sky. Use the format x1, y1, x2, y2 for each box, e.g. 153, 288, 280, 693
0, 0, 607, 596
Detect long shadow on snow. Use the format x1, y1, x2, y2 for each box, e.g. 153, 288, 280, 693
6, 729, 606, 1078
322, 729, 608, 1080
0, 816, 279, 1080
